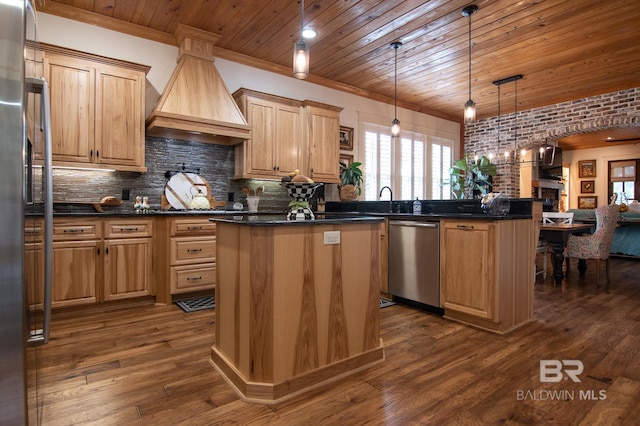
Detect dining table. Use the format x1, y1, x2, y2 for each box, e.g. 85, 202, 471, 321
539, 223, 594, 286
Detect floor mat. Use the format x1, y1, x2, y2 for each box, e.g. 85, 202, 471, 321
175, 296, 215, 313
380, 298, 396, 308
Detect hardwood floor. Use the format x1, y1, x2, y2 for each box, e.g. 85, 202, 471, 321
33, 257, 640, 425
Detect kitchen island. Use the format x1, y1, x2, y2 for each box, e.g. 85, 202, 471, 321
209, 215, 385, 404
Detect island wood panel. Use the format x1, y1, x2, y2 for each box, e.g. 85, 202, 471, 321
212, 221, 384, 403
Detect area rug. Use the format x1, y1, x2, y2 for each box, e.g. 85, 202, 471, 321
175, 296, 215, 313
380, 298, 396, 308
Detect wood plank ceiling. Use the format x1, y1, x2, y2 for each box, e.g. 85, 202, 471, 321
36, 0, 640, 149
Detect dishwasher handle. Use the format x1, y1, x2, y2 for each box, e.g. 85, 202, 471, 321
389, 221, 439, 228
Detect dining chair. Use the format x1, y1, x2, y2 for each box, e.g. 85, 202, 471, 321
564, 204, 619, 288
535, 212, 574, 279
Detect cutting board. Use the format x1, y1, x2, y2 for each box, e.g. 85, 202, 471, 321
163, 172, 226, 210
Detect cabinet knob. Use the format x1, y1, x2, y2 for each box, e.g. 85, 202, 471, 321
187, 248, 202, 253
186, 276, 202, 281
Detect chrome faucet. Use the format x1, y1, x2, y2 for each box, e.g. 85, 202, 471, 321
379, 186, 393, 201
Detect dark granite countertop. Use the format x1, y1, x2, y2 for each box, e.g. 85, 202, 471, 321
50, 209, 284, 217
211, 215, 384, 226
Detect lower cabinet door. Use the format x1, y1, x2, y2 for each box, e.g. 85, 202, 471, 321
103, 237, 152, 301
170, 264, 216, 294
52, 240, 99, 307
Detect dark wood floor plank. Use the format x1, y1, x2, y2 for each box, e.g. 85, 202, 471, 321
31, 257, 640, 424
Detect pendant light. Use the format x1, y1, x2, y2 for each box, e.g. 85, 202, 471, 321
462, 5, 478, 124
391, 41, 402, 137
293, 0, 310, 79
492, 75, 522, 162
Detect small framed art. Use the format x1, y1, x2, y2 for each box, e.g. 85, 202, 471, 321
578, 196, 598, 209
339, 126, 354, 151
578, 160, 596, 178
580, 180, 595, 194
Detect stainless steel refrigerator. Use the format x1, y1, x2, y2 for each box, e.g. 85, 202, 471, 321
0, 1, 52, 424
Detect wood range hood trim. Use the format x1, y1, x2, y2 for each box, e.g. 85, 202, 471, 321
145, 25, 250, 145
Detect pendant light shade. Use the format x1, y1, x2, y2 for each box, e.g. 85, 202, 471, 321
293, 0, 310, 79
391, 41, 402, 137
462, 5, 478, 124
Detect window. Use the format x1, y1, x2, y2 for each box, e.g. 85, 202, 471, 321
609, 159, 639, 203
362, 123, 454, 200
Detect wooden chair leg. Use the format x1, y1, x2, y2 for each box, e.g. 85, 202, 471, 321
595, 259, 601, 288
605, 258, 611, 289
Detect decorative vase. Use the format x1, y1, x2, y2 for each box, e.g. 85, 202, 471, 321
281, 182, 322, 220
339, 184, 358, 201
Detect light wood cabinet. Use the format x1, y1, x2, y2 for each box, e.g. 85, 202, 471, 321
155, 217, 217, 304
233, 90, 301, 178
52, 219, 100, 308
440, 221, 494, 319
233, 88, 342, 182
25, 43, 44, 162
102, 219, 153, 301
440, 218, 536, 334
24, 218, 44, 309
302, 101, 341, 183
42, 44, 149, 172
51, 217, 154, 307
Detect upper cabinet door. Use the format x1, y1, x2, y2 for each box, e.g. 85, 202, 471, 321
246, 99, 278, 176
304, 103, 341, 183
41, 44, 149, 172
95, 65, 145, 168
44, 54, 95, 165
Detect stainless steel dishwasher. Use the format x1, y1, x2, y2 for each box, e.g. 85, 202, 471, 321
388, 220, 440, 308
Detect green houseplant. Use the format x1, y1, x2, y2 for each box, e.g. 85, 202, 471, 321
339, 160, 363, 201
448, 154, 496, 199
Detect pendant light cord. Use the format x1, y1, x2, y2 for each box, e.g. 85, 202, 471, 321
467, 13, 472, 100
394, 44, 398, 119
300, 0, 304, 38
514, 79, 518, 160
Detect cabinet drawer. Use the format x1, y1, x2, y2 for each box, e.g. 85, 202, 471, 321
170, 264, 216, 294
53, 220, 100, 241
170, 236, 216, 265
25, 218, 44, 243
171, 218, 216, 236
104, 219, 153, 238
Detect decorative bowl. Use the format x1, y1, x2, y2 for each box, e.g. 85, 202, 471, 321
281, 182, 323, 201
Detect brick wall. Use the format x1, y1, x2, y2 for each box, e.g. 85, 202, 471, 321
464, 87, 640, 197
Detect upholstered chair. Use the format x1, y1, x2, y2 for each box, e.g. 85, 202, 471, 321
565, 204, 620, 288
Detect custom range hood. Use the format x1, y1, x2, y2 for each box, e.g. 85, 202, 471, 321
146, 25, 250, 145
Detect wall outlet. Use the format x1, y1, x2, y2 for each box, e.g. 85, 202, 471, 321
323, 231, 340, 245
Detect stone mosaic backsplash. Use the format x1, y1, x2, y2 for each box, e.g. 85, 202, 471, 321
51, 136, 313, 214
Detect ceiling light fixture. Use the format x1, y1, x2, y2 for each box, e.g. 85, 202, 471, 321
488, 74, 557, 166
293, 0, 310, 79
391, 41, 402, 137
462, 5, 478, 124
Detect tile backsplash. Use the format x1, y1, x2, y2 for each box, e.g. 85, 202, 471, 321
52, 136, 299, 214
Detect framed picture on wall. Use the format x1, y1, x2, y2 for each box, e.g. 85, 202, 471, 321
339, 153, 353, 167
339, 126, 354, 151
580, 180, 595, 194
578, 160, 596, 178
578, 196, 598, 209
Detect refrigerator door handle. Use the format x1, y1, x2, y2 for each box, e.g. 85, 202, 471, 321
26, 77, 53, 345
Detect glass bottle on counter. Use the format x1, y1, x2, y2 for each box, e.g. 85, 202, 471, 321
413, 198, 422, 214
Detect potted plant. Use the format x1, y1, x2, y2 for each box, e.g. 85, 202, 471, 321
339, 160, 363, 201
448, 154, 496, 199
